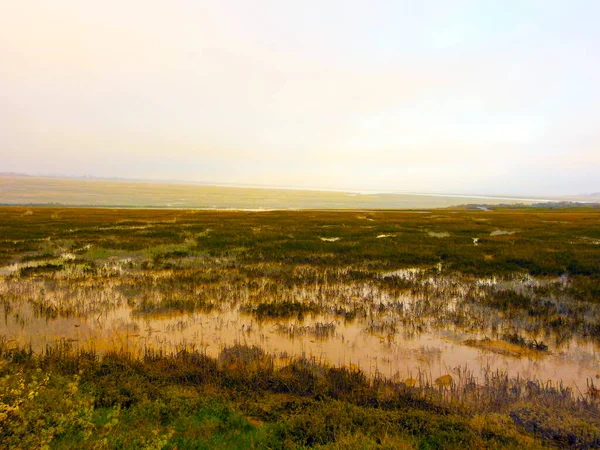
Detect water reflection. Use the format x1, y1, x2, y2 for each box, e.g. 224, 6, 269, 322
2, 269, 599, 391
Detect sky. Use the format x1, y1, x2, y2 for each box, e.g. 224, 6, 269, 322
1, 0, 599, 196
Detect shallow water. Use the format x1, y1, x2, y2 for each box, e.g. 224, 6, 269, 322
2, 272, 600, 390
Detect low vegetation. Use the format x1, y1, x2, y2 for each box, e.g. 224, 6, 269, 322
2, 342, 600, 449
1, 206, 600, 448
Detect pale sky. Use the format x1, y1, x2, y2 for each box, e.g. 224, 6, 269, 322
1, 0, 599, 195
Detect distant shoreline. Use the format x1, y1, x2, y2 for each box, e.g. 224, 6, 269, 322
1, 174, 597, 210
0, 172, 569, 202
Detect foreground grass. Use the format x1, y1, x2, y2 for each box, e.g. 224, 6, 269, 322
3, 343, 599, 449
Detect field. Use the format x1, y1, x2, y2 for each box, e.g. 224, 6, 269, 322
2, 206, 600, 448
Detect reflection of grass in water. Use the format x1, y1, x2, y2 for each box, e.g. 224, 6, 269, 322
130, 295, 215, 315
463, 338, 547, 358
244, 300, 321, 319
274, 321, 336, 340
4, 255, 600, 355
366, 317, 398, 337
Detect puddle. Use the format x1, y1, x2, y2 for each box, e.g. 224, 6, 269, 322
490, 230, 516, 236
428, 231, 450, 238
580, 237, 600, 245
3, 303, 596, 387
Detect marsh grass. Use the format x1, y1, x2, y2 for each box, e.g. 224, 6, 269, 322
2, 341, 600, 448
2, 207, 600, 448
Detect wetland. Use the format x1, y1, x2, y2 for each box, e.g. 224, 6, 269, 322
2, 206, 600, 448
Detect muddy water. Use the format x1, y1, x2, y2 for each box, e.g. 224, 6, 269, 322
3, 295, 600, 390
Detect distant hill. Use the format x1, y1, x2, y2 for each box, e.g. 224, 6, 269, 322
0, 172, 30, 177
458, 201, 600, 210
0, 174, 565, 210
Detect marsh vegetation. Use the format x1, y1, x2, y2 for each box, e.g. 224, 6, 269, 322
1, 206, 600, 448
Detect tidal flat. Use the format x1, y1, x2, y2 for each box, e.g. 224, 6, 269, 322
1, 206, 600, 448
